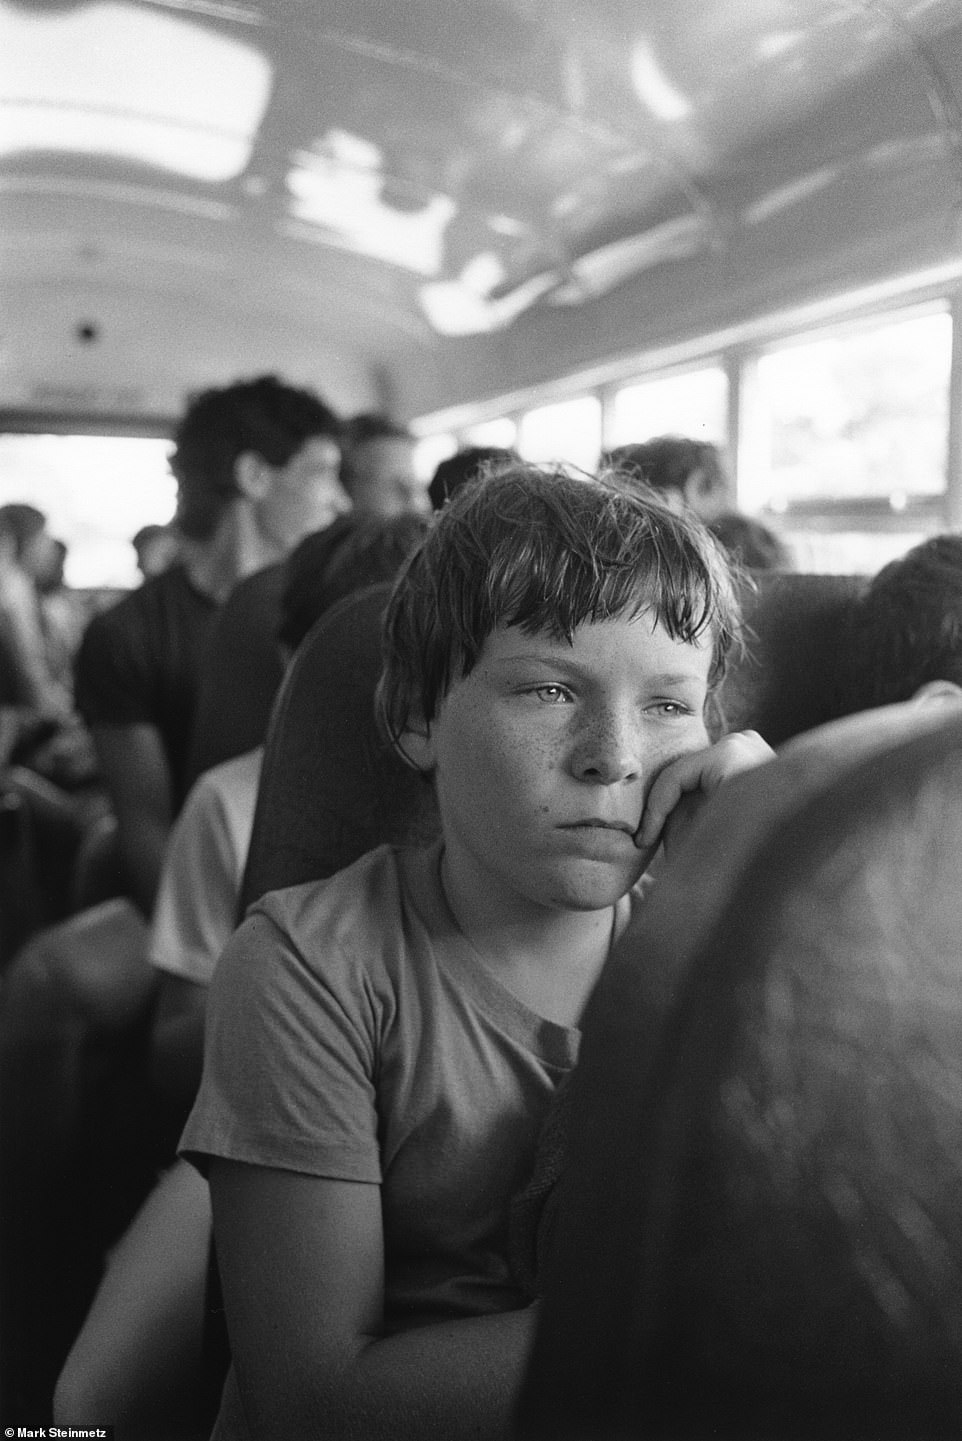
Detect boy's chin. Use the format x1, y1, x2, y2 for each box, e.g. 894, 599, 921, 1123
547, 855, 650, 911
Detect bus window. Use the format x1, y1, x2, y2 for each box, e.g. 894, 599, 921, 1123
462, 418, 517, 450
607, 367, 728, 450
742, 308, 951, 571
518, 395, 602, 474
0, 434, 176, 588
412, 432, 457, 483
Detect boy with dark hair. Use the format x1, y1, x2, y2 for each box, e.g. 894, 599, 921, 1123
181, 465, 772, 1440
604, 435, 731, 522
427, 443, 520, 510
836, 534, 962, 713
75, 373, 348, 913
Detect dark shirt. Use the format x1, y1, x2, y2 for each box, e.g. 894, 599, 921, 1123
75, 565, 219, 812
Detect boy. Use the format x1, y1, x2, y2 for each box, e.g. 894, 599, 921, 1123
180, 466, 772, 1440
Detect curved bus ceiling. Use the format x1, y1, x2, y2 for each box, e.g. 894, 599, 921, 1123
1, 0, 961, 432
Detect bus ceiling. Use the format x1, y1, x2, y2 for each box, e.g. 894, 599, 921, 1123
1, 0, 962, 433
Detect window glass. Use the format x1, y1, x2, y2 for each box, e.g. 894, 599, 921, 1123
412, 433, 457, 483
744, 309, 951, 512
0, 434, 176, 588
517, 395, 602, 474
607, 367, 728, 450
461, 418, 517, 450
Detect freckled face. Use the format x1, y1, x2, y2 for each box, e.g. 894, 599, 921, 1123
416, 613, 713, 918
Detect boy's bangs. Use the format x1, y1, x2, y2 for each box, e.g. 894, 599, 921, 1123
477, 510, 724, 655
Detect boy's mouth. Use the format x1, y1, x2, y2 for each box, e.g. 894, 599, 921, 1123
563, 818, 637, 836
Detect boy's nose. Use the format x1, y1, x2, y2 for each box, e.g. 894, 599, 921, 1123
571, 708, 644, 785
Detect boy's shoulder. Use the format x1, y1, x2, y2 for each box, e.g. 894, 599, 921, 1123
251, 840, 438, 946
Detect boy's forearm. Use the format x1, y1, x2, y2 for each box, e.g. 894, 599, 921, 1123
241, 1304, 538, 1441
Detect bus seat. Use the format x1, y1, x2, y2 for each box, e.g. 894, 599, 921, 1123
184, 562, 286, 791
239, 579, 439, 912
718, 570, 865, 745
517, 700, 962, 1440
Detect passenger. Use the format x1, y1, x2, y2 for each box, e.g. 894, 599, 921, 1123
0, 501, 74, 718
427, 444, 520, 510
835, 533, 962, 713
148, 511, 431, 1121
131, 522, 180, 580
604, 435, 732, 522
74, 375, 349, 915
180, 466, 772, 1440
708, 510, 793, 571
341, 412, 431, 516
54, 512, 430, 1439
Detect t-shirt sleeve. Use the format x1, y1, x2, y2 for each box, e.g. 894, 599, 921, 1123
74, 603, 156, 727
147, 773, 243, 985
179, 896, 382, 1184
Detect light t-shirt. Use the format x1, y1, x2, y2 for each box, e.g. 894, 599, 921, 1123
148, 748, 262, 986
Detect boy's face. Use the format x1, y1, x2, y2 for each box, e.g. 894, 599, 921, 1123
257, 435, 350, 550
409, 611, 713, 918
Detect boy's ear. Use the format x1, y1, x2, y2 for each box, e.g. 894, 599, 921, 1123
233, 450, 272, 501
394, 713, 435, 774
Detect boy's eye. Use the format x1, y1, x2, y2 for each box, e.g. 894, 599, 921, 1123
647, 700, 693, 718
532, 684, 572, 704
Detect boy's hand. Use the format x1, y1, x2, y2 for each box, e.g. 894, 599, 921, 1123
635, 730, 774, 856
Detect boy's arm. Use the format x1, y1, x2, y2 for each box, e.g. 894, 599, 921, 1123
636, 729, 774, 856
211, 1159, 537, 1441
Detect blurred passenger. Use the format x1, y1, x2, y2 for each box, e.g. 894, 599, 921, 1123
74, 374, 349, 916
132, 522, 180, 580
341, 412, 430, 517
604, 436, 731, 522
0, 502, 73, 719
835, 533, 962, 715
428, 444, 520, 510
708, 511, 793, 571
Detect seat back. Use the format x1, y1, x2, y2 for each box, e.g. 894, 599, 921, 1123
518, 702, 962, 1439
717, 570, 865, 745
240, 581, 438, 911
185, 563, 286, 790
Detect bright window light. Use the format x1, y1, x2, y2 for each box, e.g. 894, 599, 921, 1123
0, 1, 272, 182
518, 396, 603, 475
462, 418, 517, 449
744, 310, 951, 512
413, 433, 457, 483
0, 435, 176, 588
607, 368, 728, 449
288, 131, 455, 275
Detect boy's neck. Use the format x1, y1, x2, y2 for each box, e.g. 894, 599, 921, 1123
439, 853, 618, 1028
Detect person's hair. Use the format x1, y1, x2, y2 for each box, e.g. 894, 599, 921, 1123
708, 512, 792, 572
0, 503, 47, 561
170, 374, 341, 541
378, 465, 741, 747
838, 534, 962, 712
278, 512, 431, 653
428, 446, 521, 511
603, 437, 727, 502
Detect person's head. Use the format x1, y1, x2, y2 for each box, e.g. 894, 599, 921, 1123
277, 512, 431, 655
838, 534, 962, 715
340, 414, 428, 518
604, 437, 730, 522
132, 523, 181, 580
378, 465, 741, 913
427, 445, 521, 511
0, 502, 61, 584
708, 512, 792, 572
170, 374, 348, 548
